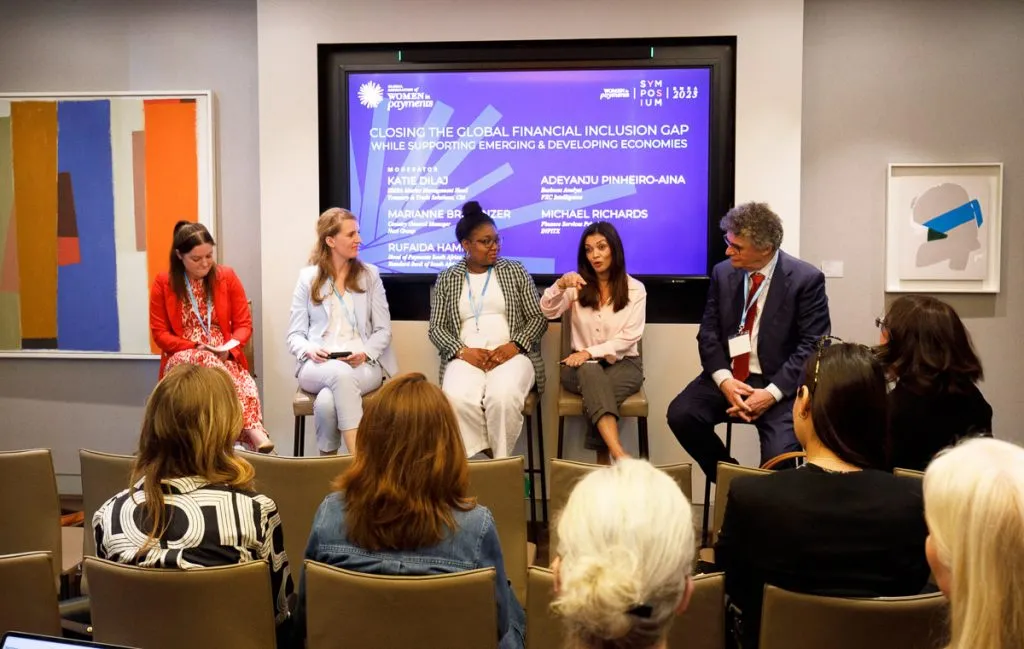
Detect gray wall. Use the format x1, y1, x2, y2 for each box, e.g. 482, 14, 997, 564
0, 0, 261, 491
801, 0, 1024, 441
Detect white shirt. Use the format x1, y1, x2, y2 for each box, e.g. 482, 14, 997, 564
713, 251, 784, 403
458, 269, 510, 350
324, 289, 366, 355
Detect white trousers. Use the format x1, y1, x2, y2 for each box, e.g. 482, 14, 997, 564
298, 359, 383, 453
442, 355, 535, 458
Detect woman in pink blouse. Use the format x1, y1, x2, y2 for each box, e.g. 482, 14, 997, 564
540, 222, 646, 463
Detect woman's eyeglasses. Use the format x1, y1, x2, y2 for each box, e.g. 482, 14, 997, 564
474, 236, 501, 249
809, 335, 844, 392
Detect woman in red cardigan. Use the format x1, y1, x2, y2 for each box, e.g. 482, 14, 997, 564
149, 221, 273, 452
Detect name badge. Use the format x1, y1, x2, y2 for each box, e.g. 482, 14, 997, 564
728, 333, 752, 358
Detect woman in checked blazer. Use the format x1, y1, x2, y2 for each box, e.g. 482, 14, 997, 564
429, 201, 547, 458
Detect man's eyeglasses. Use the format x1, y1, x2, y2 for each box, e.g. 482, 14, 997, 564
474, 236, 501, 249
723, 234, 744, 252
874, 316, 887, 330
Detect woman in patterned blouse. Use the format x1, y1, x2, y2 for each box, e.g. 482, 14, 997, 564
428, 201, 548, 458
93, 364, 294, 626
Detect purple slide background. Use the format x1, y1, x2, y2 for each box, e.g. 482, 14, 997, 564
347, 67, 711, 275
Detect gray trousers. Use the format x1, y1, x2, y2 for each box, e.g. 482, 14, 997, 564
560, 356, 644, 450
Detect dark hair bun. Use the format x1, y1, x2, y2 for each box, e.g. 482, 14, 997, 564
461, 201, 483, 217
173, 220, 194, 235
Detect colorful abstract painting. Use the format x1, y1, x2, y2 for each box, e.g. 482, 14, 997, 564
0, 92, 214, 355
886, 163, 1002, 293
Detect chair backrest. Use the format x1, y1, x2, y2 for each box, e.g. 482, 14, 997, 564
549, 459, 692, 553
894, 467, 925, 480
79, 450, 135, 557
658, 462, 694, 503
759, 585, 949, 649
526, 566, 563, 649
0, 552, 61, 637
710, 462, 771, 546
243, 451, 354, 573
85, 556, 276, 649
668, 572, 726, 649
304, 560, 496, 649
468, 456, 527, 603
0, 450, 62, 584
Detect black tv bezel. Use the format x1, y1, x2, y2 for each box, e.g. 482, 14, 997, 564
318, 37, 736, 323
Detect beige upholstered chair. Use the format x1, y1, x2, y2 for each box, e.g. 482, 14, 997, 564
548, 458, 693, 556
556, 311, 649, 458
79, 450, 135, 557
468, 456, 529, 603
304, 560, 496, 649
525, 566, 562, 649
759, 584, 948, 649
0, 450, 64, 586
699, 461, 771, 564
668, 572, 726, 649
0, 551, 62, 637
85, 556, 276, 649
242, 451, 353, 573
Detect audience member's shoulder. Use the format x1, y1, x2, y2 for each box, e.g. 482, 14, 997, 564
454, 503, 493, 533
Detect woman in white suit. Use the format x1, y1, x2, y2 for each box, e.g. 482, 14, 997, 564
288, 208, 398, 455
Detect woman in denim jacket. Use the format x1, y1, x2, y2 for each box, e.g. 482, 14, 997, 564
295, 372, 525, 648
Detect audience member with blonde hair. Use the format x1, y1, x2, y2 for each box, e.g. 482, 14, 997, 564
924, 437, 1024, 649
552, 459, 696, 649
287, 207, 398, 455
297, 372, 525, 648
93, 364, 293, 625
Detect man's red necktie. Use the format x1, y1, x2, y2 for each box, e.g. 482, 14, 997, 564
732, 272, 765, 382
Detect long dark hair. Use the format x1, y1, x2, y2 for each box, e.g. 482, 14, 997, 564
875, 295, 983, 395
577, 222, 629, 312
169, 221, 216, 301
804, 341, 889, 469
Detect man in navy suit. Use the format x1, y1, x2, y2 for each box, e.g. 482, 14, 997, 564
668, 202, 830, 481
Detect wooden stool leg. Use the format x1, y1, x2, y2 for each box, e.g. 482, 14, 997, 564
536, 402, 548, 525
702, 476, 712, 547
525, 411, 537, 533
293, 416, 302, 457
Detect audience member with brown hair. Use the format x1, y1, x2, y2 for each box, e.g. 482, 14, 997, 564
876, 295, 992, 471
925, 437, 1024, 649
715, 340, 930, 649
296, 372, 525, 648
93, 364, 293, 626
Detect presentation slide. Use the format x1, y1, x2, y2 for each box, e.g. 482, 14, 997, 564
346, 67, 711, 276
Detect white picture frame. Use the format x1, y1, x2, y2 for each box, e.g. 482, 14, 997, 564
885, 162, 1002, 293
0, 90, 216, 359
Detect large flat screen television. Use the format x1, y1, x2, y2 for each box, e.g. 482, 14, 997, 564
319, 38, 735, 322
346, 67, 711, 276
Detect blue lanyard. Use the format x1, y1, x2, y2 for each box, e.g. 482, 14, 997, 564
739, 271, 768, 334
331, 281, 359, 335
185, 278, 212, 339
465, 267, 493, 332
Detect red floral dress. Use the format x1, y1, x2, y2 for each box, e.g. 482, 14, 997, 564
166, 278, 267, 440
